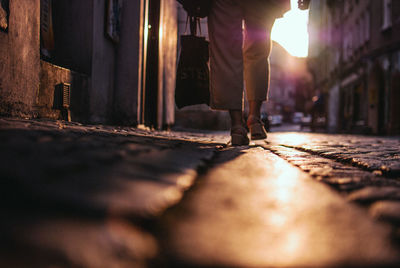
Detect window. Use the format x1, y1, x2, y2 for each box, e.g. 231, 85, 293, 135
0, 0, 9, 32
355, 19, 360, 49
343, 34, 349, 61
365, 10, 370, 42
360, 14, 365, 43
382, 0, 392, 30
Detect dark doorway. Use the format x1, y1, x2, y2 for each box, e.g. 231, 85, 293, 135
143, 0, 161, 128
390, 72, 400, 134
40, 0, 92, 75
367, 64, 385, 134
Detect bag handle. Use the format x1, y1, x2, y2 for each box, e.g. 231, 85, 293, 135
185, 16, 202, 36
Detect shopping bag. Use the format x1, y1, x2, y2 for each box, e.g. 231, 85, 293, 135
175, 18, 210, 109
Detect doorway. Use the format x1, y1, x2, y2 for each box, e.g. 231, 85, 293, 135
367, 64, 385, 134
142, 0, 161, 128
139, 0, 178, 129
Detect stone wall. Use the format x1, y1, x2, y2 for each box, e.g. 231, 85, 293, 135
38, 61, 90, 122
0, 0, 40, 117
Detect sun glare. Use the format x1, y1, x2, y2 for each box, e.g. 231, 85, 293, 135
271, 0, 309, 58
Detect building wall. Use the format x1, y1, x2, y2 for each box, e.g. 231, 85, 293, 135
36, 0, 93, 122
308, 0, 400, 134
0, 0, 40, 117
1, 0, 178, 127
89, 0, 117, 123
38, 61, 90, 122
113, 0, 143, 125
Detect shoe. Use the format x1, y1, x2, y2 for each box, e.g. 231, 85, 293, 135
247, 115, 267, 140
230, 125, 250, 146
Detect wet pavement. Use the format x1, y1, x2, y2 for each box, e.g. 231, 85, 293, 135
1, 117, 400, 267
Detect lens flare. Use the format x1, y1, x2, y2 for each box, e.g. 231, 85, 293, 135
271, 0, 309, 58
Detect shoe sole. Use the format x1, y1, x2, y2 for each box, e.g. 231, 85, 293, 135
231, 134, 250, 146
248, 124, 267, 140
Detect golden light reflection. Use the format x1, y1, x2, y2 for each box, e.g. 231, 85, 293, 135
269, 159, 298, 205
269, 213, 287, 227
271, 0, 309, 57
283, 230, 303, 255
278, 133, 310, 146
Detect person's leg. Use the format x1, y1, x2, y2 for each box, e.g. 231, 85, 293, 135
208, 0, 244, 111
208, 0, 248, 145
247, 100, 267, 140
242, 3, 275, 139
229, 109, 250, 145
229, 110, 244, 128
248, 100, 262, 121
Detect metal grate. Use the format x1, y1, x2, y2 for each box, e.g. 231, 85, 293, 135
62, 83, 70, 108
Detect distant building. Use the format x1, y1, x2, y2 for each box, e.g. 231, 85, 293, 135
0, 0, 177, 129
308, 0, 400, 134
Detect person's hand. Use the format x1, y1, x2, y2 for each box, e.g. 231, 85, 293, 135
298, 0, 311, 10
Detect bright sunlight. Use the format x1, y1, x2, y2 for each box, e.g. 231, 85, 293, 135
271, 0, 310, 58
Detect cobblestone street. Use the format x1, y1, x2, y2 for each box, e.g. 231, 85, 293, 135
1, 117, 400, 267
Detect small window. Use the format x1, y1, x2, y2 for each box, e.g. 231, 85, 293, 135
365, 10, 370, 41
355, 19, 360, 49
382, 0, 392, 30
0, 0, 9, 32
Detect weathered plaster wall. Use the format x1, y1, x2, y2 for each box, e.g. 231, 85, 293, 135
89, 0, 116, 123
113, 0, 142, 125
0, 0, 40, 117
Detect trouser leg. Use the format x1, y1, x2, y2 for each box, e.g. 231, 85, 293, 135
208, 0, 244, 110
243, 6, 274, 102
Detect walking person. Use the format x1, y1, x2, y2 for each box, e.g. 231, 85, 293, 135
208, 0, 292, 145
178, 0, 310, 145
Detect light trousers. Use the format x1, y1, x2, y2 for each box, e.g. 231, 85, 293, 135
208, 0, 275, 110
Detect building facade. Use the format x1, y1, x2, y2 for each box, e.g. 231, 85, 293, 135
308, 0, 400, 134
0, 0, 177, 129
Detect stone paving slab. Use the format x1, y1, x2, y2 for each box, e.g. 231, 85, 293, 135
371, 201, 400, 224
161, 147, 400, 267
264, 143, 400, 191
0, 118, 219, 218
1, 216, 158, 268
267, 132, 400, 177
0, 117, 224, 267
348, 187, 400, 203
264, 133, 400, 248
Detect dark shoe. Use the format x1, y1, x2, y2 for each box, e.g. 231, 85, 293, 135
230, 125, 250, 146
247, 115, 267, 140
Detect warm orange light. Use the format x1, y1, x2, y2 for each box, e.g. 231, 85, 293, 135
271, 0, 309, 58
